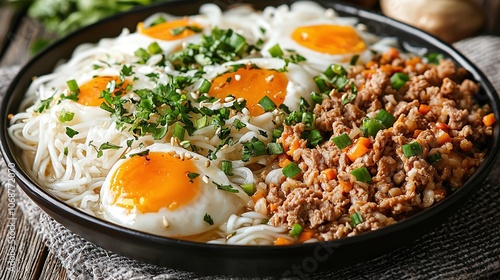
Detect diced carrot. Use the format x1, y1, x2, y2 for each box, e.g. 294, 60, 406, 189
321, 168, 337, 180
339, 178, 352, 193
347, 138, 370, 162
251, 189, 266, 204
287, 139, 300, 156
298, 229, 315, 243
437, 132, 452, 145
405, 56, 421, 67
357, 137, 371, 148
380, 64, 393, 75
269, 203, 279, 212
365, 61, 377, 69
362, 69, 377, 78
482, 113, 496, 126
274, 237, 292, 246
413, 129, 423, 138
278, 154, 291, 168
436, 122, 449, 131
382, 47, 400, 62
418, 104, 431, 115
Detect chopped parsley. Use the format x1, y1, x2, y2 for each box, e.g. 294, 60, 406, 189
187, 172, 200, 182
213, 181, 239, 193
65, 127, 79, 138
203, 213, 214, 225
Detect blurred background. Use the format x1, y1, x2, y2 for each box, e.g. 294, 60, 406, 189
0, 0, 498, 67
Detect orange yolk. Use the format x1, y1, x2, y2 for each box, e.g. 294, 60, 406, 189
137, 18, 202, 41
208, 66, 288, 116
291, 24, 366, 55
108, 152, 200, 213
77, 76, 130, 107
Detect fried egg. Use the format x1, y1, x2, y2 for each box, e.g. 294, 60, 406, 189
202, 58, 316, 117
262, 2, 370, 72
100, 143, 247, 237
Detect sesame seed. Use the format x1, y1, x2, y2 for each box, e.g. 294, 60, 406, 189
234, 74, 241, 81
184, 153, 193, 159
265, 75, 274, 82
205, 160, 211, 167
237, 97, 245, 103
176, 89, 182, 94
202, 175, 210, 184
162, 216, 170, 228
224, 96, 234, 102
220, 144, 229, 150
170, 137, 175, 146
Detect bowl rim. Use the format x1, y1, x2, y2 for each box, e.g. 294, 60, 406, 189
1, 0, 499, 271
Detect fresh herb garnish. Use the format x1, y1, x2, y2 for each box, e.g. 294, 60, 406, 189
213, 181, 239, 193
203, 213, 214, 225
65, 127, 79, 138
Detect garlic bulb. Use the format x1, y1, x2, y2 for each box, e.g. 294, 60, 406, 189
381, 0, 485, 43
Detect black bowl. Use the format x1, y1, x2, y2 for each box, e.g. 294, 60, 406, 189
1, 0, 499, 277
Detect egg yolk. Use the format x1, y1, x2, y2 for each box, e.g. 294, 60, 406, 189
137, 18, 202, 41
208, 65, 288, 116
77, 76, 130, 107
291, 24, 366, 55
108, 152, 200, 213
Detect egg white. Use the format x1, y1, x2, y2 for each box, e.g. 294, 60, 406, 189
100, 143, 248, 237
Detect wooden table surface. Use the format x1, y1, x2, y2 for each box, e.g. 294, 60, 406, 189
1, 3, 499, 280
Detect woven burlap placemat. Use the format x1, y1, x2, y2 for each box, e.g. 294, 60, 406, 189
1, 36, 499, 279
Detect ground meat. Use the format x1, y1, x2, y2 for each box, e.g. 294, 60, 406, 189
263, 49, 493, 242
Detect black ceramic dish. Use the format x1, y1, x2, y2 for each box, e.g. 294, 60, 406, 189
1, 0, 499, 277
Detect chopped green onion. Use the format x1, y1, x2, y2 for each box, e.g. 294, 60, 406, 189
134, 48, 150, 62
267, 142, 285, 155
307, 129, 323, 147
229, 33, 246, 54
148, 42, 162, 54
152, 127, 167, 140
425, 53, 444, 64
314, 76, 329, 92
361, 118, 385, 137
273, 128, 283, 140
283, 162, 301, 178
241, 183, 255, 195
222, 160, 234, 176
375, 109, 395, 128
66, 79, 79, 93
63, 147, 68, 156
58, 109, 75, 123
195, 116, 208, 129
402, 141, 423, 157
65, 127, 79, 138
289, 223, 304, 238
268, 43, 284, 58
173, 123, 186, 141
333, 76, 349, 90
427, 152, 442, 165
351, 166, 372, 183
332, 64, 347, 76
150, 16, 166, 26
390, 72, 409, 90
252, 140, 267, 157
342, 83, 358, 105
258, 96, 277, 112
350, 212, 363, 226
196, 78, 212, 93
332, 133, 352, 150
233, 119, 246, 130
203, 213, 214, 225
301, 111, 315, 129
310, 92, 323, 104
